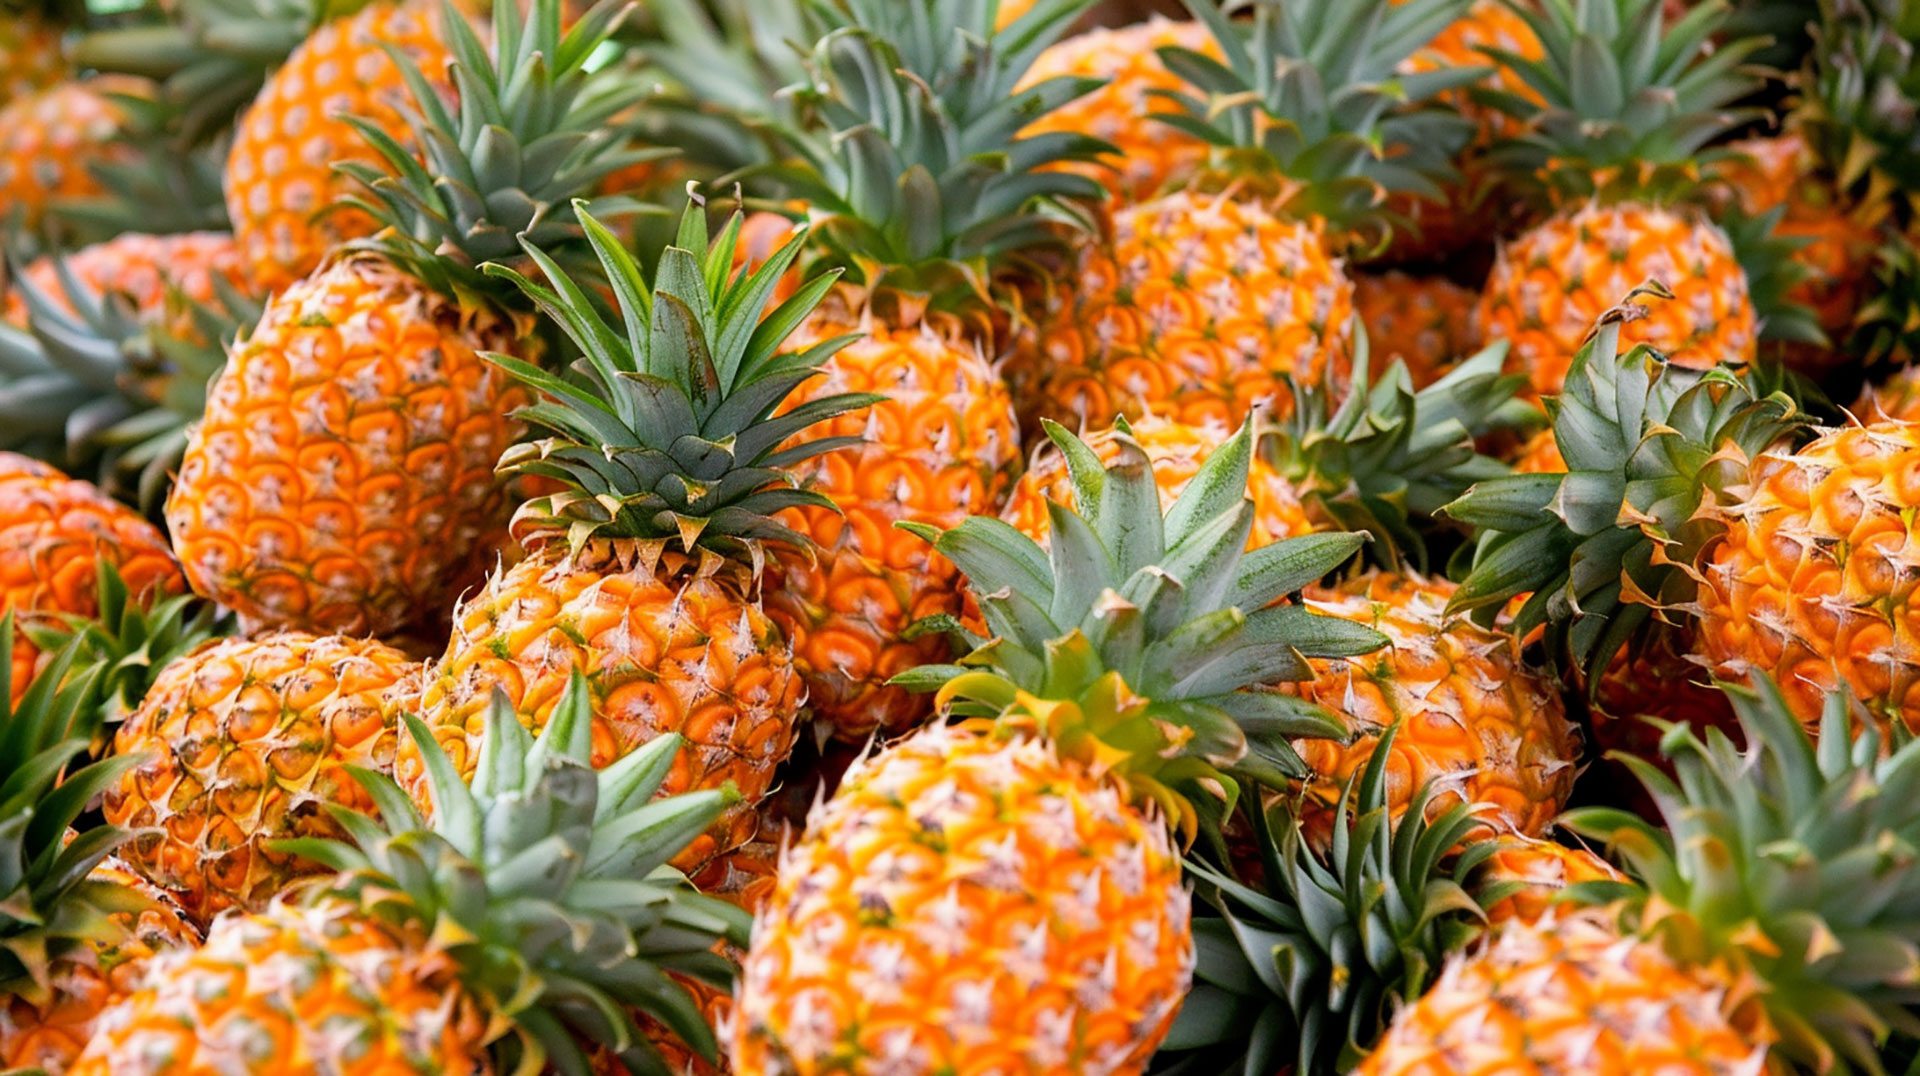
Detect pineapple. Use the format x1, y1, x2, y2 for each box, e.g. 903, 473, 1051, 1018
1016, 14, 1219, 202
742, 0, 1109, 743
1472, 0, 1769, 395
1030, 0, 1478, 431
1351, 269, 1481, 387
1358, 677, 1920, 1076
730, 421, 1387, 1075
1290, 569, 1578, 846
221, 0, 461, 293
102, 630, 423, 925
1164, 733, 1499, 1076
400, 204, 874, 875
3, 231, 251, 330
0, 624, 199, 1076
1860, 361, 1920, 421
1471, 835, 1625, 927
72, 672, 754, 1076
0, 6, 68, 108
0, 454, 182, 702
166, 0, 646, 639
0, 75, 154, 238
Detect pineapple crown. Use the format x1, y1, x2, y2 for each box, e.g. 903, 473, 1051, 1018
893, 421, 1387, 841
1853, 224, 1920, 367
279, 671, 749, 1076
1163, 730, 1498, 1076
1716, 200, 1831, 350
482, 202, 878, 573
1271, 337, 1533, 571
1442, 289, 1810, 691
761, 0, 1112, 317
1563, 676, 1920, 1076
0, 619, 149, 1009
0, 251, 254, 515
1482, 0, 1769, 205
1798, 0, 1920, 202
632, 0, 812, 177
338, 0, 660, 304
1149, 0, 1482, 236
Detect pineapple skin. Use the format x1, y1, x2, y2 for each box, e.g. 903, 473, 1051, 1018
731, 721, 1194, 1076
165, 257, 526, 639
3, 231, 254, 336
0, 76, 150, 232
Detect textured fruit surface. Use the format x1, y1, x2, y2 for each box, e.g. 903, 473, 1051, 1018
0, 76, 148, 231
1001, 414, 1312, 548
0, 454, 183, 702
1353, 908, 1763, 1076
1697, 422, 1920, 732
1860, 366, 1920, 422
1475, 837, 1626, 927
0, 857, 200, 1076
1291, 571, 1579, 844
764, 299, 1020, 742
223, 0, 459, 293
1034, 192, 1354, 429
1016, 17, 1217, 202
103, 632, 421, 924
1352, 269, 1480, 386
1401, 0, 1542, 145
4, 231, 253, 333
0, 13, 67, 107
732, 722, 1193, 1076
1477, 203, 1756, 395
68, 898, 485, 1076
405, 545, 804, 871
166, 257, 525, 638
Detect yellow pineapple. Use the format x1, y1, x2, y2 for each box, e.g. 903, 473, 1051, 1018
1028, 0, 1478, 431
221, 0, 460, 293
168, 0, 647, 639
3, 231, 251, 330
73, 674, 753, 1076
1359, 680, 1910, 1076
732, 422, 1386, 1076
1471, 835, 1626, 927
401, 204, 874, 873
1472, 0, 1769, 395
1352, 269, 1481, 386
0, 75, 153, 237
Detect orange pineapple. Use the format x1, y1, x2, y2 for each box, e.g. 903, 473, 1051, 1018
74, 676, 748, 1076
1473, 0, 1768, 395
401, 205, 872, 873
733, 424, 1383, 1076
1029, 0, 1476, 431
1472, 836, 1625, 927
1510, 425, 1564, 473
1859, 364, 1920, 420
1016, 15, 1217, 202
0, 454, 181, 703
222, 0, 460, 293
170, 0, 645, 639
3, 231, 251, 331
0, 75, 151, 235
102, 631, 423, 924
1290, 570, 1578, 844
1352, 269, 1480, 386
0, 11, 67, 107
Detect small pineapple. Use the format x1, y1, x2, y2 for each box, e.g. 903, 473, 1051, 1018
1471, 835, 1626, 927
731, 421, 1387, 1075
1351, 269, 1482, 387
0, 75, 153, 238
73, 672, 753, 1076
3, 231, 251, 330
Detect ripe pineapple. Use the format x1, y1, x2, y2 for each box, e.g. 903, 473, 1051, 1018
102, 631, 423, 925
743, 0, 1111, 743
0, 625, 199, 1076
1030, 0, 1478, 431
0, 8, 67, 108
1165, 737, 1499, 1076
1351, 269, 1481, 387
1359, 677, 1920, 1076
402, 204, 874, 875
0, 75, 153, 237
1016, 14, 1218, 202
1471, 835, 1626, 927
1472, 0, 1769, 395
221, 0, 460, 293
72, 673, 753, 1076
0, 454, 182, 702
167, 0, 648, 639
732, 421, 1386, 1075
2, 231, 250, 330
1291, 569, 1578, 846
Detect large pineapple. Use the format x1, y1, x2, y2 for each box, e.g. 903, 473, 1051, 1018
744, 0, 1109, 743
401, 204, 873, 875
731, 421, 1387, 1075
166, 0, 647, 639
1030, 0, 1478, 431
1472, 0, 1771, 394
1358, 677, 1920, 1076
0, 624, 200, 1076
0, 454, 182, 702
102, 630, 423, 925
73, 673, 753, 1076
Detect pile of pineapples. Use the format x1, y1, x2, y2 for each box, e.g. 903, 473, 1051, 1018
7, 0, 1920, 1071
